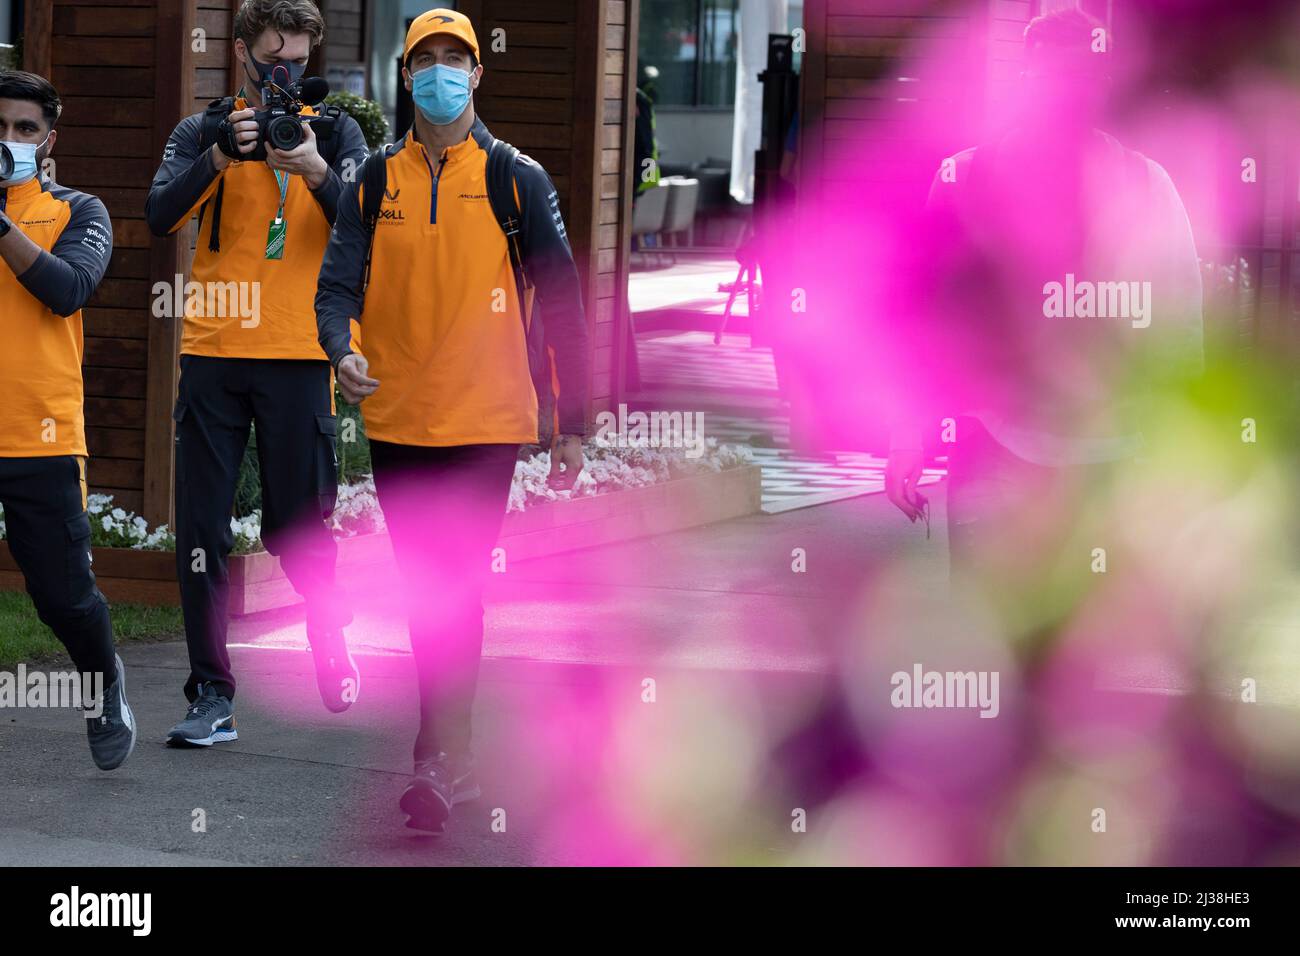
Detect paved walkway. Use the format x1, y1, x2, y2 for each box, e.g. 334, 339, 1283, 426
0, 491, 943, 866
4, 482, 1296, 865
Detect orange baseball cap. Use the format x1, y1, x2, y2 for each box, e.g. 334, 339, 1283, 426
404, 8, 480, 65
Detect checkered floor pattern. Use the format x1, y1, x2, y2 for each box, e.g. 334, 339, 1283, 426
710, 423, 944, 515
627, 330, 945, 514
750, 448, 943, 514
633, 331, 779, 394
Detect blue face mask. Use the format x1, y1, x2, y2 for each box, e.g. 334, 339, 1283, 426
411, 64, 472, 126
248, 53, 307, 93
0, 134, 50, 186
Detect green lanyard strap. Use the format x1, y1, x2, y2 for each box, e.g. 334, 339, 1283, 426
273, 169, 289, 224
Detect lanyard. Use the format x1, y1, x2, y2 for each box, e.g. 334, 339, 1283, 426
273, 169, 289, 224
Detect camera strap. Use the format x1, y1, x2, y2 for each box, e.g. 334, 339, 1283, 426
197, 97, 237, 253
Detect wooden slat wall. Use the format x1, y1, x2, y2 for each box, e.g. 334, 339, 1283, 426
27, 0, 190, 519
460, 0, 637, 424
799, 0, 1036, 233
196, 0, 235, 116
320, 0, 365, 69
987, 0, 1034, 104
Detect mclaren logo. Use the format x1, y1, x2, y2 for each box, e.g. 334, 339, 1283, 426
378, 186, 404, 222
436, 15, 455, 23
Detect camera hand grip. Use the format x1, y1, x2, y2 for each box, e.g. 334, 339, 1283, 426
214, 118, 247, 162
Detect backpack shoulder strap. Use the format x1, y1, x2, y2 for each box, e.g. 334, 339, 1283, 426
486, 136, 557, 445
485, 137, 527, 284
360, 144, 388, 296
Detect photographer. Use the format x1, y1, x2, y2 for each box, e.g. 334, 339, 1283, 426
0, 70, 134, 770
145, 0, 368, 747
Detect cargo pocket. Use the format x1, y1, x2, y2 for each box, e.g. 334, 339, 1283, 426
65, 510, 96, 608
172, 400, 188, 477
315, 413, 340, 520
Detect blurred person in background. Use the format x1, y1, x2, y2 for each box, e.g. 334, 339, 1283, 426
885, 7, 1203, 645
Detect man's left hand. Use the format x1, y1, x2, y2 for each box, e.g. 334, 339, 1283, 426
548, 435, 584, 491
266, 121, 328, 189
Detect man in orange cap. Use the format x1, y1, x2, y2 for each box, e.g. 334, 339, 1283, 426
317, 8, 590, 833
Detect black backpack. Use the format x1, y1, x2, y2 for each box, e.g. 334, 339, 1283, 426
358, 137, 559, 446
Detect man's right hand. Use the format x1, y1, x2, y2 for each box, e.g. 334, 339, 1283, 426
211, 108, 259, 170
885, 447, 927, 521
337, 353, 379, 405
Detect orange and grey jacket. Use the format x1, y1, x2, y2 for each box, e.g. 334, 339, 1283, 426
315, 118, 590, 447
0, 177, 112, 457
145, 99, 368, 360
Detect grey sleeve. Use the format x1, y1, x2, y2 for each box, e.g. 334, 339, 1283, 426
516, 156, 591, 436
146, 113, 220, 237
315, 171, 370, 369
17, 192, 113, 317
308, 115, 370, 226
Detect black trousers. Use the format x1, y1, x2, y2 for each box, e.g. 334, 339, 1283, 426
0, 455, 115, 680
369, 440, 518, 764
173, 355, 350, 701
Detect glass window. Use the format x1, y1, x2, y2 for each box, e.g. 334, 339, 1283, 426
639, 0, 739, 108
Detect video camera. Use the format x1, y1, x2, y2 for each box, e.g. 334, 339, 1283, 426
0, 143, 14, 180
218, 65, 341, 163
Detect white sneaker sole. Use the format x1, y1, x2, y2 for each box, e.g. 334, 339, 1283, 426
167, 714, 238, 747
168, 728, 239, 747
117, 658, 137, 765
92, 654, 137, 771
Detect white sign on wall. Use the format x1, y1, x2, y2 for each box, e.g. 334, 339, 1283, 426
327, 64, 367, 98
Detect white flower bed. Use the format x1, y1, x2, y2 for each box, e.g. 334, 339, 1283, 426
0, 441, 752, 554
506, 438, 753, 514
0, 494, 176, 551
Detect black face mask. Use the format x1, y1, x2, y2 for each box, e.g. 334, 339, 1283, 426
246, 53, 307, 93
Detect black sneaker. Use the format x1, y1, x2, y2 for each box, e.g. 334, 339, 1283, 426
306, 627, 359, 713
166, 683, 237, 747
399, 752, 481, 833
85, 654, 136, 771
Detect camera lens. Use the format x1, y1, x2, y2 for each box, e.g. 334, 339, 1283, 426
267, 115, 304, 152
0, 144, 13, 180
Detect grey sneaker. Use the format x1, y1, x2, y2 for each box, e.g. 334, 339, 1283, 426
399, 752, 481, 833
166, 683, 238, 747
85, 654, 136, 771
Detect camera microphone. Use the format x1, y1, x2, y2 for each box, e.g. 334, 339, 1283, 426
0, 143, 13, 180
299, 77, 331, 106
